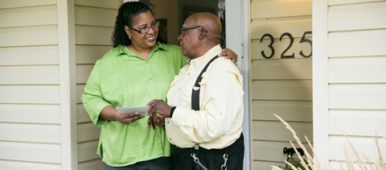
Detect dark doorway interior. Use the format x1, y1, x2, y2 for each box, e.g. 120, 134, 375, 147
141, 0, 225, 47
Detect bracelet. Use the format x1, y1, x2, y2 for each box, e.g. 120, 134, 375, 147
170, 106, 176, 118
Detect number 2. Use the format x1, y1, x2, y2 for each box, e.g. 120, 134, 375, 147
280, 32, 295, 59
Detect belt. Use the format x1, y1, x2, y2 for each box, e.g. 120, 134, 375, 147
172, 133, 244, 154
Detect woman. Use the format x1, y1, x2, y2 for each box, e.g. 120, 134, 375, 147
82, 2, 236, 169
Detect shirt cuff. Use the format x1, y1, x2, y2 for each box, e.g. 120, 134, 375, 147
93, 101, 111, 127
170, 106, 176, 118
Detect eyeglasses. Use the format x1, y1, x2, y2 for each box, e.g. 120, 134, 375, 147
130, 20, 160, 34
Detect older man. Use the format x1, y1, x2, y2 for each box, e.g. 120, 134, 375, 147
148, 12, 244, 170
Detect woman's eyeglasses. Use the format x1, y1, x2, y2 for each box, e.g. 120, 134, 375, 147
130, 20, 160, 34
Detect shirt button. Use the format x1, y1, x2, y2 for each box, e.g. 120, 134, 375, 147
194, 145, 199, 150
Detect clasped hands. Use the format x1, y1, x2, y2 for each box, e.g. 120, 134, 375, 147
112, 99, 170, 128
146, 99, 172, 129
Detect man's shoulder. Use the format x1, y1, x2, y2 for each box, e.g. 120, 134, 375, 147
213, 57, 236, 68
211, 57, 241, 74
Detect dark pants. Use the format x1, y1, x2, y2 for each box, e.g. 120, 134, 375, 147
171, 134, 244, 170
103, 157, 171, 170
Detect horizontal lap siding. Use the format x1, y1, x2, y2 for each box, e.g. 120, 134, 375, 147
328, 136, 386, 161
74, 0, 121, 169
0, 1, 61, 169
0, 160, 60, 170
0, 66, 59, 84
252, 121, 312, 142
0, 141, 61, 163
329, 110, 386, 136
0, 104, 60, 123
252, 141, 288, 162
0, 5, 57, 27
250, 0, 312, 169
0, 123, 61, 143
327, 0, 386, 167
328, 30, 386, 57
0, 46, 58, 65
76, 46, 111, 64
252, 100, 312, 121
0, 0, 56, 9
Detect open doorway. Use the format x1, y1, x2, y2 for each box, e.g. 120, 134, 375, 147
144, 0, 225, 47
142, 0, 251, 169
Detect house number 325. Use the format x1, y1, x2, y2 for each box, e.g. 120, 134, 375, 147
260, 31, 312, 59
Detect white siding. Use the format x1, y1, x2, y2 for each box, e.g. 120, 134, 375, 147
74, 0, 121, 169
250, 0, 313, 169
0, 0, 62, 169
314, 0, 386, 168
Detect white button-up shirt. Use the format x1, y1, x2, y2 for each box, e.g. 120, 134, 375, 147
166, 44, 244, 149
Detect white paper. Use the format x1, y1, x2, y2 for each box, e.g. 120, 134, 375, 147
116, 107, 147, 116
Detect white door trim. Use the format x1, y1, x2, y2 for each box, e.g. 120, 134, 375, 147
58, 0, 78, 169
312, 0, 329, 167
225, 0, 251, 169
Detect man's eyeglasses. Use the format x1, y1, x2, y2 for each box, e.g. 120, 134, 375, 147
130, 20, 160, 34
180, 25, 202, 33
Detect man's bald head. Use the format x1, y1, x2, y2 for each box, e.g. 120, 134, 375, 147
178, 12, 223, 59
186, 12, 222, 43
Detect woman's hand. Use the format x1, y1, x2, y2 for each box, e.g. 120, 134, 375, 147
100, 106, 143, 124
114, 111, 143, 124
220, 48, 238, 63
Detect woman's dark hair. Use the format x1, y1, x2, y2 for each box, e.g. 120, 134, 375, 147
112, 2, 154, 47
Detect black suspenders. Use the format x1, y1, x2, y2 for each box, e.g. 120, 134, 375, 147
191, 55, 219, 111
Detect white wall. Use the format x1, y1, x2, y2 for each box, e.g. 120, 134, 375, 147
249, 0, 312, 169
0, 0, 121, 169
0, 0, 62, 169
314, 0, 386, 168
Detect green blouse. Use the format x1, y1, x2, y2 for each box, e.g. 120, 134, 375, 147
82, 43, 186, 166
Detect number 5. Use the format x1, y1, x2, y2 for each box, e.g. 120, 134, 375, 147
299, 31, 312, 58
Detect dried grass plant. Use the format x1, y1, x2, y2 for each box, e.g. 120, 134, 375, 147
271, 114, 385, 170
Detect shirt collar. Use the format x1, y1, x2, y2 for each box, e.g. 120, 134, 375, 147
115, 42, 167, 58
189, 44, 222, 68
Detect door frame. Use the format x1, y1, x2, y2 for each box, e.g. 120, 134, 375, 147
126, 0, 252, 169
225, 0, 251, 169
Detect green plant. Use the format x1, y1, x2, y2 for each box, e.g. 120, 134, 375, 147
279, 157, 308, 170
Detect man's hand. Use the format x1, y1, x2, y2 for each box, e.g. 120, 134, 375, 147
147, 100, 171, 128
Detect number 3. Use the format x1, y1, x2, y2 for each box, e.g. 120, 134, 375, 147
260, 34, 275, 59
